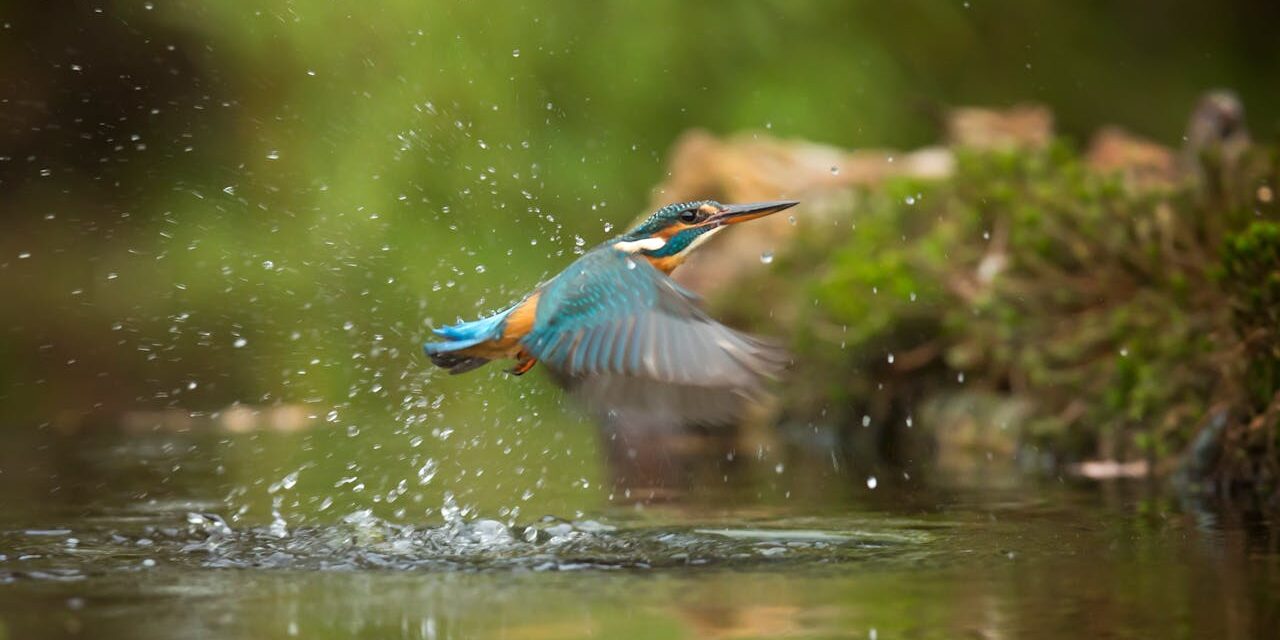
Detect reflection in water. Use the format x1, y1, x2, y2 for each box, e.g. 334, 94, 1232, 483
599, 417, 749, 504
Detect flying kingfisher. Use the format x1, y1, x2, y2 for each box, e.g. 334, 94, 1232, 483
423, 200, 796, 424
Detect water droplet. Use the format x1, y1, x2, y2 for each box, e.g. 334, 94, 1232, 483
905, 196, 916, 205
866, 476, 878, 489
760, 250, 774, 264
861, 415, 871, 428
1119, 348, 1129, 357
774, 463, 785, 475
625, 259, 637, 270
144, 2, 154, 10
265, 149, 279, 160
17, 251, 30, 259
269, 471, 299, 493
957, 372, 966, 383
233, 337, 247, 348
474, 264, 486, 273
417, 459, 438, 485
788, 215, 797, 226
830, 165, 840, 175
511, 49, 521, 58
222, 185, 236, 195
887, 353, 895, 364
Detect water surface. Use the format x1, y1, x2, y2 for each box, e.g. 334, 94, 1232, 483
1, 426, 1277, 639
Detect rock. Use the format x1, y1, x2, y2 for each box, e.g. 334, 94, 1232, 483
1085, 126, 1180, 191
1182, 90, 1262, 211
647, 105, 1055, 297
648, 129, 953, 295
1069, 459, 1150, 480
1183, 90, 1250, 166
1083, 90, 1257, 194
945, 104, 1054, 150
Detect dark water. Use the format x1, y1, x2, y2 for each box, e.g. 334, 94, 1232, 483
1, 426, 1278, 640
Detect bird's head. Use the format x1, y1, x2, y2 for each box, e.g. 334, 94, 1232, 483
612, 200, 798, 267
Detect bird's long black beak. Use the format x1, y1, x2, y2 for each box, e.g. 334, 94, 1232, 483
708, 200, 799, 226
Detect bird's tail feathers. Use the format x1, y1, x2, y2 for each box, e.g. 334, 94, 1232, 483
430, 312, 510, 342
423, 310, 514, 374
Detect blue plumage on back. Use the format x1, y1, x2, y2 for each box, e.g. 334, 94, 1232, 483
519, 247, 789, 425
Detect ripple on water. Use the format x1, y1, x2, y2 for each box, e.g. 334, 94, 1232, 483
0, 511, 937, 578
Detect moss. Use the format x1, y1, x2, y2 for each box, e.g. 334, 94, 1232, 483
720, 143, 1280, 491
1218, 222, 1280, 409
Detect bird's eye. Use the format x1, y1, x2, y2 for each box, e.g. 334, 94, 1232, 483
679, 209, 699, 223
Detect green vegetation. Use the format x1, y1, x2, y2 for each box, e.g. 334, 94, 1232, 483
5, 1, 1280, 425
725, 145, 1280, 491
3, 1, 1280, 502
1220, 221, 1280, 407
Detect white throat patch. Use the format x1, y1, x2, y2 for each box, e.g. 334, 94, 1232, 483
612, 237, 667, 254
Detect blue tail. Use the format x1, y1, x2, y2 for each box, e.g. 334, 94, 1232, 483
423, 307, 514, 374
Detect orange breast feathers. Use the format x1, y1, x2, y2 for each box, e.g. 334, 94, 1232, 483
452, 292, 540, 361
646, 254, 685, 274
499, 291, 540, 344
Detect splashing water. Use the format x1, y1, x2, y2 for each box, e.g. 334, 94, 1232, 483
1, 505, 932, 577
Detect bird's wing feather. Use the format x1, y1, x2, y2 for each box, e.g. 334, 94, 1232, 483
523, 248, 788, 424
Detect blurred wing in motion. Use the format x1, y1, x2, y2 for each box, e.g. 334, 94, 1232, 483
522, 248, 788, 426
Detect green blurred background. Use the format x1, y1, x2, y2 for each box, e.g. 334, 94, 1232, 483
2, 0, 1279, 521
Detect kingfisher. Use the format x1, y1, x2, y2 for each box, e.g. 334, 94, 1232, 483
423, 200, 796, 424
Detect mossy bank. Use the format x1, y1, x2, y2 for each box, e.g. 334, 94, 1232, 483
720, 143, 1280, 498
